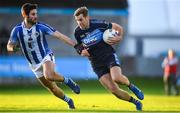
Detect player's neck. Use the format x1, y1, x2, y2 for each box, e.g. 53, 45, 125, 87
85, 24, 90, 29
24, 20, 35, 29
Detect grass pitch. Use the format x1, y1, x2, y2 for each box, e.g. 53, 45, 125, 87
0, 77, 180, 113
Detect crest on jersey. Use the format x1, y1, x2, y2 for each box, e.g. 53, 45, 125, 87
35, 32, 39, 37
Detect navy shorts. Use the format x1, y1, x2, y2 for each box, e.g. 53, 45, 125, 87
92, 53, 120, 79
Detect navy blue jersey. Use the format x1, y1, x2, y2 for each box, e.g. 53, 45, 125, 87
74, 19, 115, 67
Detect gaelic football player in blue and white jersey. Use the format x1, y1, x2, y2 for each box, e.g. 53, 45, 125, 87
7, 3, 80, 109
73, 7, 144, 111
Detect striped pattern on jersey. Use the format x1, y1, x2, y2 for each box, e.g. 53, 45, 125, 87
9, 22, 56, 64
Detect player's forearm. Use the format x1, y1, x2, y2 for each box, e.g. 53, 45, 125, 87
7, 42, 14, 52
62, 35, 76, 46
7, 41, 20, 53
7, 43, 15, 54
54, 31, 76, 46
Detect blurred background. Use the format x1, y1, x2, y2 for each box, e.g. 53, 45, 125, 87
0, 0, 180, 86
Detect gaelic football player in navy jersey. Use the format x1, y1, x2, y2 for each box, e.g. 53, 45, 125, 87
74, 6, 144, 111
7, 3, 80, 109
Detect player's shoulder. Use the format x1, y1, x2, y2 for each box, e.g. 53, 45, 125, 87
15, 23, 22, 27
14, 23, 22, 28
11, 23, 22, 32
37, 22, 49, 27
90, 19, 106, 24
37, 22, 55, 30
74, 26, 81, 33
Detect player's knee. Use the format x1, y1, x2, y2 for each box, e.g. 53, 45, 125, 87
44, 74, 54, 81
112, 75, 128, 85
112, 75, 122, 83
112, 77, 121, 83
108, 85, 118, 94
49, 85, 57, 93
44, 71, 55, 81
46, 86, 58, 95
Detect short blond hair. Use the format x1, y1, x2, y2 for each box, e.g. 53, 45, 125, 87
74, 6, 88, 17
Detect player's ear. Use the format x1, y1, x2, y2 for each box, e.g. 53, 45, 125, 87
21, 11, 27, 18
86, 16, 89, 19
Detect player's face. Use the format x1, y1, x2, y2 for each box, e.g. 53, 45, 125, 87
168, 50, 174, 59
27, 9, 38, 25
75, 14, 89, 29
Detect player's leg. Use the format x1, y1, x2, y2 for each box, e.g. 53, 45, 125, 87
110, 66, 144, 100
173, 76, 179, 95
171, 75, 179, 95
99, 73, 130, 100
167, 75, 171, 95
37, 76, 75, 109
43, 61, 80, 94
99, 74, 142, 111
107, 53, 144, 100
43, 60, 63, 81
163, 75, 169, 95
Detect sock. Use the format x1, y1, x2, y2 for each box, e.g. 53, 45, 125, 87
129, 96, 138, 104
63, 77, 69, 85
63, 95, 70, 103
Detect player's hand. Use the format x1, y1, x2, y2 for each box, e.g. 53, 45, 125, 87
106, 35, 122, 45
74, 43, 84, 55
81, 48, 90, 57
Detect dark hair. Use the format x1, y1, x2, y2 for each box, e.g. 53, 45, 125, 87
21, 3, 37, 16
74, 6, 88, 17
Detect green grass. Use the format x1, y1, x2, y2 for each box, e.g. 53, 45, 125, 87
0, 77, 180, 113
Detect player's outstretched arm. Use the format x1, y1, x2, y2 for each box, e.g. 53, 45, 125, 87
52, 31, 76, 47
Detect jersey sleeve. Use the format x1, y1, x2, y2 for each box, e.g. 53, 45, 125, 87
41, 23, 56, 35
101, 20, 112, 29
74, 29, 82, 44
9, 27, 18, 44
169, 57, 179, 65
95, 20, 112, 29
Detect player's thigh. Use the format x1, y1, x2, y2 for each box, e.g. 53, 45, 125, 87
110, 66, 122, 80
43, 61, 55, 76
110, 66, 129, 85
38, 76, 56, 89
99, 73, 119, 92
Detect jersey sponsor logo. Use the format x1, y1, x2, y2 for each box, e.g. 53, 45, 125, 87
81, 29, 103, 47
80, 34, 85, 38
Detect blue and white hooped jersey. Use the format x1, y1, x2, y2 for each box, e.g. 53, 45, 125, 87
9, 22, 56, 65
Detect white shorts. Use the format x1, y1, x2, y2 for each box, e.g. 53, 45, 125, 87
30, 53, 55, 78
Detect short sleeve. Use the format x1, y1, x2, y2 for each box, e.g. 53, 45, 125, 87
40, 23, 56, 35
9, 27, 18, 44
74, 29, 82, 44
99, 20, 112, 29
92, 19, 112, 29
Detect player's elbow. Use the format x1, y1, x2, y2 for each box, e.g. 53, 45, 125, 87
7, 43, 13, 52
44, 71, 55, 81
